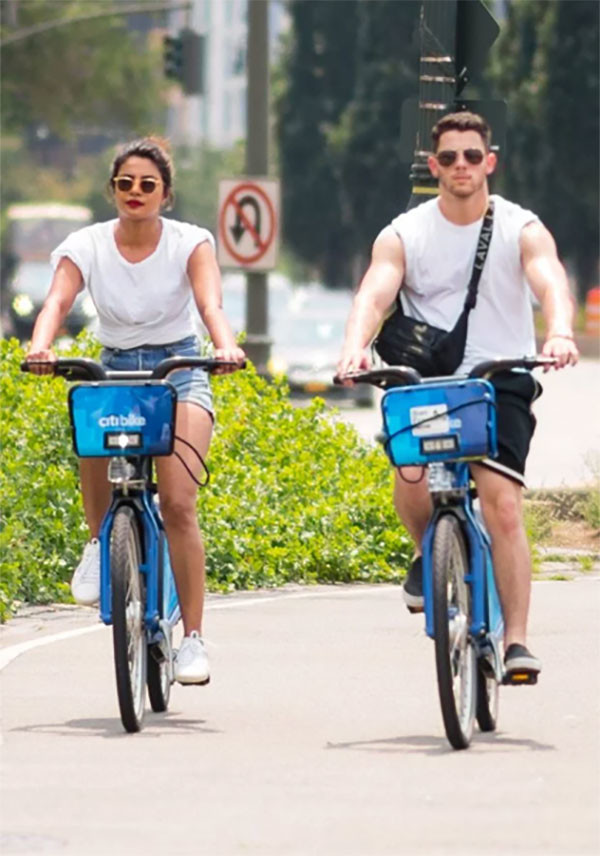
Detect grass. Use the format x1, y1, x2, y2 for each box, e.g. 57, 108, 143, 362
524, 486, 599, 577
579, 555, 595, 573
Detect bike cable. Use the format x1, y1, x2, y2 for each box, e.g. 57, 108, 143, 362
173, 435, 210, 487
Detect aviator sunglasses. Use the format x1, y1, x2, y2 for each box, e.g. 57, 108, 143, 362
436, 148, 485, 167
112, 175, 162, 194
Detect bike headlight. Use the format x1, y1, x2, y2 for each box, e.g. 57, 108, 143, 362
12, 293, 34, 317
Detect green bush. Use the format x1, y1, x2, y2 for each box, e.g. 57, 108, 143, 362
583, 488, 600, 530
0, 337, 412, 620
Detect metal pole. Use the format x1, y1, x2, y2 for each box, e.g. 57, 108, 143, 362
244, 0, 271, 372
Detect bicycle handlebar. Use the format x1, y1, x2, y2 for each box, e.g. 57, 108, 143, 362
333, 366, 422, 389
466, 356, 557, 379
334, 356, 559, 389
20, 356, 246, 382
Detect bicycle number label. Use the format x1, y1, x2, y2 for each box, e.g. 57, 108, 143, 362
410, 404, 450, 436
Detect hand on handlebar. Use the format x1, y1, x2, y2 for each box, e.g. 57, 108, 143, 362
213, 346, 247, 374
23, 348, 57, 375
336, 348, 371, 385
541, 334, 579, 371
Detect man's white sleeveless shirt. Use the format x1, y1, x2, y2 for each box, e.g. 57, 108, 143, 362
50, 217, 214, 348
390, 194, 539, 373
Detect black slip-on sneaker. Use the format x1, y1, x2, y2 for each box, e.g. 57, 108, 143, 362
502, 643, 542, 685
403, 556, 424, 613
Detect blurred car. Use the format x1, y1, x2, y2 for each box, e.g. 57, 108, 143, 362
267, 285, 374, 408
193, 271, 294, 341
6, 260, 96, 341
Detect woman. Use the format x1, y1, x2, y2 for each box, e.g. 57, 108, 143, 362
26, 136, 245, 685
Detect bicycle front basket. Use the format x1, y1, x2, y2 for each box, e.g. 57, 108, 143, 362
68, 381, 176, 457
380, 378, 497, 467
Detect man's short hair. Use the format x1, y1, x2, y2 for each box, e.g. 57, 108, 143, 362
431, 112, 492, 151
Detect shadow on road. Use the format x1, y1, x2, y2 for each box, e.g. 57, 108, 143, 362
326, 732, 556, 755
11, 713, 222, 739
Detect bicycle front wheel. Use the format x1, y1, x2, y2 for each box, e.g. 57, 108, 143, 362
111, 505, 147, 733
432, 514, 476, 750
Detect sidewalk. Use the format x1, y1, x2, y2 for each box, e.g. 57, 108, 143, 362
526, 357, 599, 488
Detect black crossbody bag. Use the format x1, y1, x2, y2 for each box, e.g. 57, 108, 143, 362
374, 200, 495, 377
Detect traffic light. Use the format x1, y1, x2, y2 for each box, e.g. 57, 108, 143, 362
163, 34, 183, 82
162, 30, 204, 95
455, 0, 500, 94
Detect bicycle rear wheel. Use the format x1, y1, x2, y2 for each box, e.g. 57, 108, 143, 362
432, 514, 476, 750
476, 661, 499, 732
111, 505, 146, 733
147, 645, 170, 712
147, 530, 175, 712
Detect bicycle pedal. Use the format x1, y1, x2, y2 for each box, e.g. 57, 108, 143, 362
478, 657, 496, 680
178, 677, 210, 687
406, 604, 424, 615
149, 643, 166, 664
502, 670, 538, 686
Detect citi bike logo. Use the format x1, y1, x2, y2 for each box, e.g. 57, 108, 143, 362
98, 414, 147, 428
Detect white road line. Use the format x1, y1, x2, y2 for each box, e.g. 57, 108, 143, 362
0, 624, 103, 671
0, 586, 396, 672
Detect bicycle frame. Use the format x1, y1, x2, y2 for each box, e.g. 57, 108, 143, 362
99, 484, 181, 641
421, 461, 504, 679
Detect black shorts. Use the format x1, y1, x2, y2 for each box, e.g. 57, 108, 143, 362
479, 371, 542, 486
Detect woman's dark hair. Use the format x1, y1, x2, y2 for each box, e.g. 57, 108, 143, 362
108, 136, 175, 208
431, 112, 492, 152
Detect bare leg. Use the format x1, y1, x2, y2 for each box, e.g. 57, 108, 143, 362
155, 403, 213, 636
471, 464, 531, 648
79, 458, 112, 537
393, 467, 432, 554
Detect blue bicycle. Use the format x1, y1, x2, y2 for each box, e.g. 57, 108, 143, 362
22, 355, 241, 733
338, 356, 555, 749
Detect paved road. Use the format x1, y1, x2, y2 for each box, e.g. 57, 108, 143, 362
2, 578, 599, 856
329, 359, 599, 489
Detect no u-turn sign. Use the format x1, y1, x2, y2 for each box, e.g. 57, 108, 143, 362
217, 177, 280, 270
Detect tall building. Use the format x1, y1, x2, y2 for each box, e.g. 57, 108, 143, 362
167, 0, 288, 149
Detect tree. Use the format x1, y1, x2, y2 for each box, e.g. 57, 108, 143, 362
275, 0, 361, 286
1, 0, 166, 140
339, 1, 419, 279
275, 0, 419, 287
541, 0, 599, 299
490, 0, 599, 300
171, 143, 245, 235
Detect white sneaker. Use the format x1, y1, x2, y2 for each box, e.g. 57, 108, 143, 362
174, 631, 210, 685
71, 539, 100, 605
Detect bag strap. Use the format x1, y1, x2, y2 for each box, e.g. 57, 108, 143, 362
464, 198, 494, 311
395, 198, 495, 313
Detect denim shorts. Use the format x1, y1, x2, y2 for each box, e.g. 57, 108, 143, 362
100, 335, 214, 419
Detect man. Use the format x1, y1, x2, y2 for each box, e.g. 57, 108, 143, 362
337, 111, 578, 682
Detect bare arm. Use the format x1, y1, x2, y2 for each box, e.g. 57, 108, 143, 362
26, 257, 83, 373
187, 242, 245, 367
337, 225, 405, 375
520, 221, 578, 369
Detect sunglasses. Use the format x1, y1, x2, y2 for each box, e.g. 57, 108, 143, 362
112, 175, 162, 194
436, 149, 485, 167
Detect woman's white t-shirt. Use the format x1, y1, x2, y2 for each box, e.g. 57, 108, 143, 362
50, 217, 214, 348
390, 194, 539, 374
